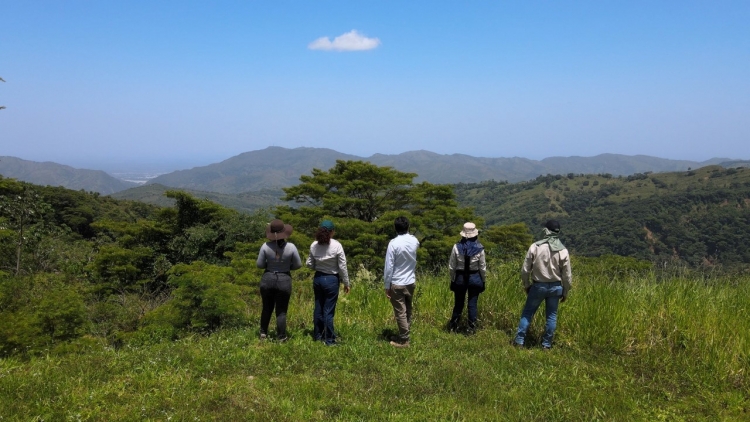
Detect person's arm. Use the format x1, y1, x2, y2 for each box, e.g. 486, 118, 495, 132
256, 244, 267, 269
289, 245, 303, 270
305, 244, 316, 269
383, 243, 395, 296
521, 244, 535, 292
478, 250, 487, 283
337, 243, 351, 292
448, 245, 458, 282
561, 250, 572, 301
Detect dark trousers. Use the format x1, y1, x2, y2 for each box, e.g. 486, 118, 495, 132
259, 272, 292, 338
312, 273, 340, 344
450, 285, 482, 329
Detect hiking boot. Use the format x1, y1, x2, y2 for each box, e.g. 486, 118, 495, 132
389, 340, 410, 348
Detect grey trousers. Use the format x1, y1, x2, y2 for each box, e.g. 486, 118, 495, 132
389, 283, 415, 341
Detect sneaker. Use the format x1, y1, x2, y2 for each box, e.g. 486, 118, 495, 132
389, 335, 401, 342
277, 336, 289, 343
542, 346, 552, 351
259, 333, 267, 340
512, 342, 524, 348
389, 340, 410, 348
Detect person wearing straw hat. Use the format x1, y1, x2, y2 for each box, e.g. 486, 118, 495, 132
513, 219, 572, 350
306, 219, 350, 346
448, 222, 487, 333
256, 219, 302, 342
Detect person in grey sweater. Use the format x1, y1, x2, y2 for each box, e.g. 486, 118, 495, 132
256, 219, 302, 341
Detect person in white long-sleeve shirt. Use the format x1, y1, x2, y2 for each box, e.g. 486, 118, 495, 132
306, 219, 350, 346
384, 216, 420, 348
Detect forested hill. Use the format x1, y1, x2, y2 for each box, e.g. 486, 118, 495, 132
454, 165, 750, 269
0, 156, 138, 194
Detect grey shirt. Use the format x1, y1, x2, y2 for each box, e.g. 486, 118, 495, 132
256, 241, 302, 273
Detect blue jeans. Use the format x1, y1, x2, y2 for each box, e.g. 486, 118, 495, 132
514, 282, 563, 348
313, 273, 340, 345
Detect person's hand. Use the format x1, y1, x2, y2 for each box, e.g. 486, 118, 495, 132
384, 288, 391, 299
525, 286, 531, 295
344, 285, 351, 294
560, 295, 567, 303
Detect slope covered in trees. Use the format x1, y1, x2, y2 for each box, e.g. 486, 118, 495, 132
454, 165, 750, 269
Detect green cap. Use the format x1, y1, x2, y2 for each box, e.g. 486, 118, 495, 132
320, 219, 335, 231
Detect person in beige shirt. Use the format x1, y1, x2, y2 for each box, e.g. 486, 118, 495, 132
513, 219, 572, 349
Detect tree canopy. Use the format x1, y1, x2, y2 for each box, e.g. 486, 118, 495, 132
276, 160, 480, 274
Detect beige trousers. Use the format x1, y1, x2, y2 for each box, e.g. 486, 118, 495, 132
389, 283, 415, 341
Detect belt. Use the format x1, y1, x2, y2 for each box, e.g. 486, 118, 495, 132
532, 279, 561, 284
314, 271, 338, 278
265, 270, 290, 275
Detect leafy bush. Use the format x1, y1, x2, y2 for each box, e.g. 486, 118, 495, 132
147, 261, 249, 333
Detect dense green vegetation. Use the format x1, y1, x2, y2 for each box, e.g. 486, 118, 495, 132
2, 161, 749, 419
110, 183, 285, 212
454, 165, 750, 270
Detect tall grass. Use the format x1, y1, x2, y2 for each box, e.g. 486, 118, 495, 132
1, 259, 748, 420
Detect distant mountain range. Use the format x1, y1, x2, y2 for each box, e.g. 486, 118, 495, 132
2, 149, 748, 196
0, 156, 138, 194
147, 147, 741, 194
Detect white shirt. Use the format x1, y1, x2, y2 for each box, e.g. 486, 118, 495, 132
383, 233, 420, 289
306, 239, 350, 287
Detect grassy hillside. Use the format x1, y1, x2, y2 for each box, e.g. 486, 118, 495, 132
455, 165, 750, 269
1, 262, 748, 420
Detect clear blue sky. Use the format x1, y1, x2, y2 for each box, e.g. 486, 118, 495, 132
1, 1, 748, 171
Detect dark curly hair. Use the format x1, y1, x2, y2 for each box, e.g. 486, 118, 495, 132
315, 227, 332, 244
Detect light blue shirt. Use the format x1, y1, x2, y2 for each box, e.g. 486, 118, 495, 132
383, 233, 419, 289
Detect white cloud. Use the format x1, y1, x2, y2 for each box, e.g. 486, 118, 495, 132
308, 30, 381, 52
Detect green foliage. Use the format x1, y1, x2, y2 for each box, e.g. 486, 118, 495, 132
278, 160, 479, 272
150, 261, 249, 332
0, 273, 87, 356
482, 222, 533, 261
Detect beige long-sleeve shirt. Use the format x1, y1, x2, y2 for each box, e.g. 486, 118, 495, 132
521, 243, 572, 297
306, 239, 350, 287
448, 245, 487, 282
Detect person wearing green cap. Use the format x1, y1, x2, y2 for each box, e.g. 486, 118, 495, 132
306, 219, 350, 345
